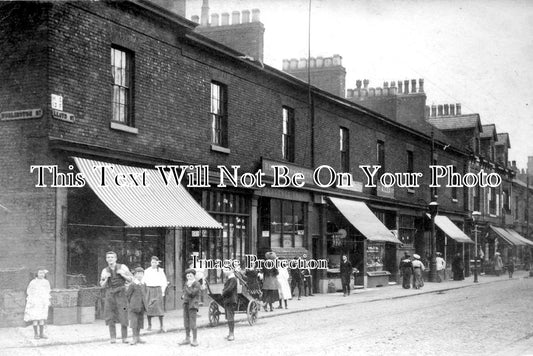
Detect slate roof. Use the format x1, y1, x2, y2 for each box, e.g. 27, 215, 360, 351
496, 133, 511, 148
480, 124, 497, 140
426, 114, 482, 131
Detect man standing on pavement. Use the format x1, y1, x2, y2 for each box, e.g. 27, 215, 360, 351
399, 253, 413, 289
222, 267, 238, 341
436, 252, 446, 282
302, 254, 314, 296
340, 255, 353, 296
100, 251, 133, 344
290, 256, 304, 300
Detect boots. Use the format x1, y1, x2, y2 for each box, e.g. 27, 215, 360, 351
121, 325, 128, 343
33, 325, 39, 339
179, 329, 191, 345
39, 325, 47, 339
277, 299, 283, 309
147, 316, 152, 331
227, 321, 235, 341
284, 299, 288, 309
109, 324, 117, 343
159, 316, 166, 333
191, 328, 198, 347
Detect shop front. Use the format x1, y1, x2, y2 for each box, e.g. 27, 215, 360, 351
324, 197, 402, 291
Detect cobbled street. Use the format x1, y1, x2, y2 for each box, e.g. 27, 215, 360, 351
5, 278, 533, 356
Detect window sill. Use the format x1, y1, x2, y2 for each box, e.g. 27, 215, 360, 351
211, 144, 230, 154
407, 189, 415, 194
452, 198, 458, 203
110, 121, 138, 134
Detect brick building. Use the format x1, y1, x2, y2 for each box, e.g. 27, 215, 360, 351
0, 0, 478, 326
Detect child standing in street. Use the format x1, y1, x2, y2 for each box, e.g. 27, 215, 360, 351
126, 267, 147, 345
179, 268, 201, 347
222, 267, 238, 341
24, 269, 51, 339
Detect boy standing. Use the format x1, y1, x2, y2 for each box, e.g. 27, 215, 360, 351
222, 267, 238, 341
126, 267, 147, 345
179, 268, 201, 347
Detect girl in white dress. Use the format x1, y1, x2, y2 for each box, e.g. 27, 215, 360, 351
24, 269, 51, 339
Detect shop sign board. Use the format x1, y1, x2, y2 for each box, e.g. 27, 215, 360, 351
377, 182, 395, 198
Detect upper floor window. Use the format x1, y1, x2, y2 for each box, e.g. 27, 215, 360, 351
473, 185, 481, 212
340, 127, 350, 172
451, 166, 458, 200
282, 107, 295, 162
211, 82, 228, 147
407, 150, 414, 173
377, 140, 385, 178
111, 47, 133, 126
489, 187, 496, 215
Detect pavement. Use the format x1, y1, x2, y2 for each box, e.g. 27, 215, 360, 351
1, 270, 528, 350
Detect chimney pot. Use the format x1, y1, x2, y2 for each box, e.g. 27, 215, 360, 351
403, 80, 409, 94
251, 9, 260, 22
221, 12, 230, 25
361, 89, 368, 97
191, 15, 200, 23
450, 104, 455, 116
309, 57, 316, 68
376, 88, 382, 96
332, 54, 342, 66
298, 58, 307, 69
411, 79, 417, 93
383, 81, 389, 88
210, 13, 219, 26
444, 104, 449, 116
391, 81, 396, 88
324, 57, 333, 67
398, 81, 403, 93
431, 104, 437, 117
289, 58, 298, 70
369, 88, 375, 96
438, 105, 443, 116
282, 59, 290, 71
231, 11, 240, 24
356, 80, 362, 89
456, 103, 461, 115
418, 78, 424, 93
389, 86, 397, 95
363, 79, 369, 89
316, 56, 324, 67
347, 89, 354, 98
242, 10, 250, 23
201, 0, 209, 26
425, 105, 430, 118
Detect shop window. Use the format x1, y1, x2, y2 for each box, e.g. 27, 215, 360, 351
211, 81, 228, 147
282, 106, 295, 162
399, 215, 416, 244
260, 198, 306, 249
111, 46, 134, 126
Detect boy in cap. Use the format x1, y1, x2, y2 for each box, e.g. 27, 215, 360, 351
179, 268, 201, 347
126, 267, 147, 345
222, 267, 238, 341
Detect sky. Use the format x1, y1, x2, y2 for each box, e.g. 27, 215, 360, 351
186, 0, 533, 169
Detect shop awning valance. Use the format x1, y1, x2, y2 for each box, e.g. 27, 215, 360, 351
490, 225, 525, 246
506, 229, 533, 246
74, 157, 222, 229
328, 197, 401, 244
429, 215, 474, 244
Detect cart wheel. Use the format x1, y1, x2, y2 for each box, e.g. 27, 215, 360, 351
247, 300, 259, 326
208, 301, 220, 327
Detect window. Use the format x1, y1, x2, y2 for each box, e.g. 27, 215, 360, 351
377, 140, 385, 178
211, 82, 228, 147
260, 198, 306, 249
432, 157, 438, 199
503, 189, 510, 212
489, 187, 496, 215
451, 166, 458, 200
407, 151, 414, 173
111, 47, 133, 126
282, 107, 295, 162
515, 196, 519, 219
474, 185, 481, 212
340, 127, 350, 172
399, 215, 416, 245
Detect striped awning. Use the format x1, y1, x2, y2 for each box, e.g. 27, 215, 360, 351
490, 225, 525, 246
328, 197, 401, 244
429, 215, 474, 244
506, 229, 533, 246
74, 157, 222, 229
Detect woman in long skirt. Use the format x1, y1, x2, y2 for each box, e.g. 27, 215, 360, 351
24, 269, 51, 339
142, 256, 168, 332
262, 252, 279, 312
411, 254, 425, 289
276, 262, 291, 309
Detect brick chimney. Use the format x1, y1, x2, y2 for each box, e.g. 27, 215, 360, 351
193, 7, 265, 62
282, 54, 346, 97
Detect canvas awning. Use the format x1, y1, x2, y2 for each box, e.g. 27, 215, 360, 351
490, 225, 525, 246
328, 197, 401, 244
429, 215, 474, 244
506, 229, 533, 246
74, 157, 222, 229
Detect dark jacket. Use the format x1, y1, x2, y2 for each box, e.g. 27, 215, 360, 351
126, 281, 146, 313
182, 280, 201, 310
340, 260, 353, 282
222, 276, 238, 305
289, 262, 303, 282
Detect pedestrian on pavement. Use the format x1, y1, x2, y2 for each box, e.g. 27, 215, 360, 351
179, 268, 201, 347
452, 252, 465, 281
290, 256, 304, 300
276, 261, 291, 309
412, 254, 425, 289
262, 251, 279, 312
436, 252, 446, 282
100, 251, 133, 344
222, 267, 238, 341
193, 252, 208, 306
244, 264, 262, 301
142, 256, 168, 332
507, 256, 515, 279
126, 267, 147, 345
399, 253, 413, 289
302, 254, 314, 296
340, 255, 353, 296
494, 252, 503, 276
24, 268, 51, 340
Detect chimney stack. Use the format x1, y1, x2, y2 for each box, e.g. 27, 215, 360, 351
456, 103, 461, 115
411, 79, 417, 93
418, 78, 424, 93
201, 0, 209, 26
